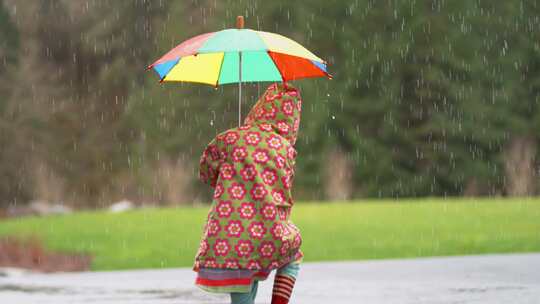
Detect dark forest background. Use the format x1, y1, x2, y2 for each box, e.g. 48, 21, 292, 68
0, 0, 539, 209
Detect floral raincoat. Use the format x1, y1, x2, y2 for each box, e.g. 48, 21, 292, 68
193, 83, 303, 272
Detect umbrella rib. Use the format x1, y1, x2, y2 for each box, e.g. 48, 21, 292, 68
156, 58, 181, 83
215, 52, 226, 87
266, 51, 286, 83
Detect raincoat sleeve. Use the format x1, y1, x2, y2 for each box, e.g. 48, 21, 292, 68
199, 138, 222, 188
286, 145, 298, 180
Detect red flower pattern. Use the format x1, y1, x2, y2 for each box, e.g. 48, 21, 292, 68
261, 168, 278, 186
274, 153, 286, 169
225, 220, 244, 238
270, 223, 284, 240
224, 258, 240, 268
279, 241, 290, 255
207, 219, 221, 237
250, 183, 268, 201
224, 131, 240, 145
198, 239, 209, 256
208, 145, 220, 161
278, 208, 289, 220
293, 118, 300, 134
277, 120, 290, 135
239, 125, 251, 131
216, 200, 234, 218
293, 233, 302, 248
247, 221, 267, 239
281, 99, 295, 116
266, 134, 283, 150
213, 183, 224, 198
260, 202, 277, 221
232, 147, 248, 163
265, 90, 282, 101
263, 105, 278, 120
227, 183, 246, 200
234, 240, 254, 258
281, 174, 292, 189
240, 164, 257, 182
287, 146, 297, 160
238, 202, 256, 219
272, 189, 286, 205
253, 149, 270, 165
220, 163, 236, 180
219, 148, 228, 160
258, 123, 273, 132
213, 238, 230, 256
243, 131, 261, 146
204, 258, 218, 268
269, 261, 280, 269
246, 259, 262, 270
258, 241, 276, 258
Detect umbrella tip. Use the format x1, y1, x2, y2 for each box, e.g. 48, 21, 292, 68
236, 16, 244, 29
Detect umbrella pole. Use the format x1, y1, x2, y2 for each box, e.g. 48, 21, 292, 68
238, 51, 242, 127
237, 16, 244, 127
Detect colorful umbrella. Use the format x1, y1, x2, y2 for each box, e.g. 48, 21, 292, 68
147, 16, 331, 125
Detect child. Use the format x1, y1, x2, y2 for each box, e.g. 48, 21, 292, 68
193, 82, 303, 304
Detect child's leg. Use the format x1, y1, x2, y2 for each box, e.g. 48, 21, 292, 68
276, 260, 300, 278
272, 261, 300, 304
230, 280, 259, 304
250, 280, 259, 303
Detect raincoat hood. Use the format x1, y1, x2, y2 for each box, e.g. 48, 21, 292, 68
244, 83, 302, 146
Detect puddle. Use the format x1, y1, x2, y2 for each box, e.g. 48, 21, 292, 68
450, 286, 526, 294
0, 284, 67, 294
0, 283, 226, 303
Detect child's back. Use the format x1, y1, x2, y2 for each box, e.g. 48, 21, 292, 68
193, 83, 303, 304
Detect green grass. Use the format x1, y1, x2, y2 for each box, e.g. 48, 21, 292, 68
1, 198, 539, 270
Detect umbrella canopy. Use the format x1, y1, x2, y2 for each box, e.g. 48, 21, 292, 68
147, 16, 330, 126
148, 25, 331, 85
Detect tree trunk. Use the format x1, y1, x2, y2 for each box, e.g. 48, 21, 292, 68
324, 148, 353, 201
503, 135, 537, 196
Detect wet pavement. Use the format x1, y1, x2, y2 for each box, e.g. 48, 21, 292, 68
1, 254, 539, 303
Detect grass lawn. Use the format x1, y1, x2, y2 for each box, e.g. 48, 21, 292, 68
0, 198, 539, 271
